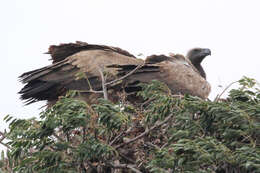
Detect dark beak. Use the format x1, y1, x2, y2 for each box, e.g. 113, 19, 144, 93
202, 48, 211, 56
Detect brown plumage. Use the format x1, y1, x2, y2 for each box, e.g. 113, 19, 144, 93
110, 49, 211, 99
19, 41, 211, 106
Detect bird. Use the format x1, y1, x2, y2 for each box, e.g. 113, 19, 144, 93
18, 41, 211, 107
109, 48, 211, 100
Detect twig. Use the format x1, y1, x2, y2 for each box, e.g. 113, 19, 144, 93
76, 63, 144, 97
146, 142, 160, 150
98, 68, 108, 100
160, 142, 169, 149
76, 71, 94, 91
115, 114, 173, 149
118, 153, 136, 164
215, 81, 238, 102
109, 131, 125, 146
171, 94, 185, 99
76, 89, 103, 94
140, 98, 156, 110
108, 163, 142, 173
110, 126, 134, 146
105, 63, 144, 86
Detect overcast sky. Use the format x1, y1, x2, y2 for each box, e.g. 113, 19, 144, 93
0, 0, 259, 141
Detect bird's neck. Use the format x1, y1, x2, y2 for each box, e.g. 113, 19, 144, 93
190, 56, 204, 65
193, 63, 206, 79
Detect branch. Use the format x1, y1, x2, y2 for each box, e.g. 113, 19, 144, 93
214, 81, 238, 102
160, 141, 169, 149
109, 131, 125, 146
115, 114, 173, 149
105, 63, 144, 86
76, 63, 145, 98
140, 98, 156, 110
108, 163, 142, 173
118, 152, 136, 164
98, 68, 108, 100
75, 89, 103, 94
109, 126, 134, 146
145, 142, 160, 150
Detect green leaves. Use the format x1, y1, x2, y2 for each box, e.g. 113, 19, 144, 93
94, 99, 130, 132
77, 138, 116, 160
143, 77, 260, 172
139, 80, 177, 125
1, 76, 260, 172
41, 95, 90, 134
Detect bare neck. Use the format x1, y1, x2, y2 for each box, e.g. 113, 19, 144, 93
193, 63, 206, 79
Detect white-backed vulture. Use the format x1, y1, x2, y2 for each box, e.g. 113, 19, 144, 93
19, 41, 211, 106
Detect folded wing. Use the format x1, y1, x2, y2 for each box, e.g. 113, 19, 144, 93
19, 42, 143, 105
109, 54, 211, 99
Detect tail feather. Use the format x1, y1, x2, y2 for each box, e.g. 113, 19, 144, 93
19, 60, 68, 83
18, 60, 77, 104
19, 80, 60, 104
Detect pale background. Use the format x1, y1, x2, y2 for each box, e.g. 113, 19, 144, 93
0, 0, 259, 150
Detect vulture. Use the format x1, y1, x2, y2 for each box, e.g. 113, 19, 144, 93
19, 41, 211, 107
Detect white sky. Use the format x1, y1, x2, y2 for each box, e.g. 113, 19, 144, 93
0, 0, 259, 143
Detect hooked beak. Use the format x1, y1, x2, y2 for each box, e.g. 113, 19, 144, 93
201, 48, 211, 56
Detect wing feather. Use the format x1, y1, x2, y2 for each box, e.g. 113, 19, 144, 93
110, 56, 211, 99
19, 48, 142, 105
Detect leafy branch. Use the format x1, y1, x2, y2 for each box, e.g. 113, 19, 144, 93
1, 76, 259, 173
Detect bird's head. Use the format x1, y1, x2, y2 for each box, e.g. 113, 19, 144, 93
186, 48, 211, 79
187, 48, 211, 65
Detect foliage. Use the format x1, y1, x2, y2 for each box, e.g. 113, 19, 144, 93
0, 77, 260, 173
